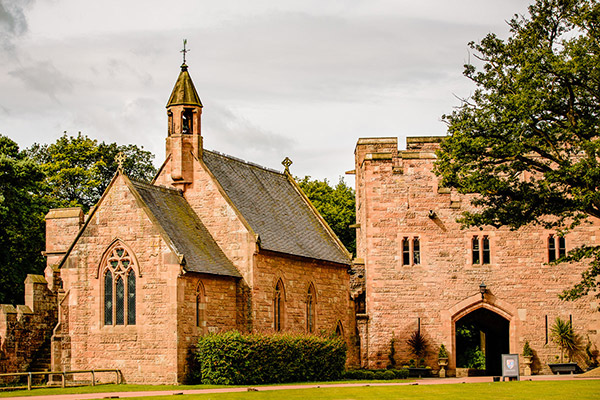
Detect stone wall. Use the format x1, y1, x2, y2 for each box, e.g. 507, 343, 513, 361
354, 136, 600, 374
0, 275, 57, 377
54, 175, 184, 384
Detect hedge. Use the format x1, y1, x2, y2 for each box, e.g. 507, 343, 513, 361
342, 368, 409, 380
192, 331, 347, 385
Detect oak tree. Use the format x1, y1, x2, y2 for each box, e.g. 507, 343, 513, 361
435, 0, 600, 301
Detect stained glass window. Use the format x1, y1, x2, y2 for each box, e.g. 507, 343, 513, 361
102, 244, 137, 326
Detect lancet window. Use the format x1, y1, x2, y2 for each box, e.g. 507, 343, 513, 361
103, 245, 136, 326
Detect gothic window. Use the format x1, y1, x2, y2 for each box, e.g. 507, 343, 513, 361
335, 320, 344, 337
103, 245, 137, 326
548, 234, 566, 262
306, 283, 316, 333
472, 235, 491, 265
182, 109, 193, 134
402, 236, 421, 266
196, 281, 206, 330
274, 279, 285, 332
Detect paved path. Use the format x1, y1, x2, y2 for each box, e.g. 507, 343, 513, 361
2, 374, 599, 400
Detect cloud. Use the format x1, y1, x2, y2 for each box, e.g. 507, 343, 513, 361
202, 102, 295, 168
0, 0, 34, 51
8, 61, 74, 100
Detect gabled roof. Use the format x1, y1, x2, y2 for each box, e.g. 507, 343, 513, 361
202, 150, 351, 265
129, 180, 240, 277
166, 63, 203, 108
57, 172, 239, 278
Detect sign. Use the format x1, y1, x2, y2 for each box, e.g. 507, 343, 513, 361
501, 354, 520, 381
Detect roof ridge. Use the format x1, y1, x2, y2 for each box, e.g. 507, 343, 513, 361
204, 149, 284, 175
130, 179, 184, 196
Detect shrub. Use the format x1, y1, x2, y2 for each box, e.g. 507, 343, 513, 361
194, 331, 346, 385
373, 370, 387, 380
523, 341, 534, 357
391, 368, 409, 379
382, 370, 396, 380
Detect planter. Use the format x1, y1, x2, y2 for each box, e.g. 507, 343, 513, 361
548, 362, 580, 375
523, 356, 533, 376
438, 358, 448, 378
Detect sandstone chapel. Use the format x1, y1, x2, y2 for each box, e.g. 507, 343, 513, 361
36, 63, 352, 384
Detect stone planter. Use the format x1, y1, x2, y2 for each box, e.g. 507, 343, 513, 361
523, 355, 533, 375
548, 362, 580, 375
437, 358, 448, 378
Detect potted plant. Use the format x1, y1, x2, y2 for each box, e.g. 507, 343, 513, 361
406, 330, 430, 377
438, 344, 449, 378
522, 340, 534, 375
548, 317, 582, 374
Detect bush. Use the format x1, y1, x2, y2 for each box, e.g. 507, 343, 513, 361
194, 331, 347, 385
342, 368, 408, 381
391, 368, 409, 379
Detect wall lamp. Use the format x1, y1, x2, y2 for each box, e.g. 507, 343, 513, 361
479, 282, 487, 300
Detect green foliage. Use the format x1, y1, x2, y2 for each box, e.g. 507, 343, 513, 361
296, 176, 356, 255
523, 341, 534, 357
406, 330, 429, 360
26, 133, 156, 212
388, 335, 396, 368
194, 331, 347, 385
342, 368, 408, 380
456, 323, 486, 369
434, 0, 600, 300
550, 317, 583, 362
438, 344, 449, 359
0, 135, 51, 305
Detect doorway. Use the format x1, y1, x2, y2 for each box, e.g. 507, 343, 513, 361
455, 308, 509, 376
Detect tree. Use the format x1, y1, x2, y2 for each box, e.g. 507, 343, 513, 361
26, 133, 157, 212
434, 0, 600, 301
550, 317, 583, 362
0, 135, 50, 305
297, 176, 356, 256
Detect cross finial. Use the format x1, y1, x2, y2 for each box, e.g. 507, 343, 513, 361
282, 157, 293, 174
115, 152, 126, 171
181, 39, 190, 64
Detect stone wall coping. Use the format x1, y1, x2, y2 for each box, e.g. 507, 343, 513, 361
0, 304, 17, 314
25, 274, 48, 284
45, 207, 83, 219
357, 137, 398, 145
406, 136, 444, 144
16, 305, 33, 315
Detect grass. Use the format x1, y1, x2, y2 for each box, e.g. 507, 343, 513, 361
0, 380, 598, 400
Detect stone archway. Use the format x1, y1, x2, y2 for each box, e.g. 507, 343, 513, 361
455, 308, 509, 376
441, 293, 520, 376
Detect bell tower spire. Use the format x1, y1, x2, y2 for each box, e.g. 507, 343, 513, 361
165, 40, 203, 187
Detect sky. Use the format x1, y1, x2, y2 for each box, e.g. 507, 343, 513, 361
0, 0, 532, 185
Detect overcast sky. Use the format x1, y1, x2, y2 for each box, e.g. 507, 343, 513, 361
0, 0, 532, 184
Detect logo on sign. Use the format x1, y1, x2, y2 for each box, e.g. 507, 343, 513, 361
506, 359, 515, 370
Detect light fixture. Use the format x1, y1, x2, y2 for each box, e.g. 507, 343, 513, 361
428, 210, 436, 219
479, 282, 487, 300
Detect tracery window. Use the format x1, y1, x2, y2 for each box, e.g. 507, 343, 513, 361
103, 246, 136, 326
401, 237, 421, 266
196, 281, 206, 330
548, 234, 566, 262
274, 279, 285, 332
472, 235, 491, 265
306, 283, 316, 333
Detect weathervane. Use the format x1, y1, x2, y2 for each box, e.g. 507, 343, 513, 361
181, 39, 190, 64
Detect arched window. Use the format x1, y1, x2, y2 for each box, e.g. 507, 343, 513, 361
306, 283, 316, 333
274, 279, 285, 332
103, 245, 137, 326
196, 281, 206, 331
335, 320, 344, 337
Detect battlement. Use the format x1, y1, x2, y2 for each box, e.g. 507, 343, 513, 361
0, 275, 57, 374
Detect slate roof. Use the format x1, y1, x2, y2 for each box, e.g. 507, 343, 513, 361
202, 150, 351, 265
130, 180, 240, 278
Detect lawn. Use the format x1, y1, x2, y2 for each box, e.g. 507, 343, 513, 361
1, 380, 599, 400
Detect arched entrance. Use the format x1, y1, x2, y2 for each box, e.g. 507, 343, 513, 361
455, 308, 510, 376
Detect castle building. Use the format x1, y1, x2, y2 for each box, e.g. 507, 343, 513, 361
0, 63, 352, 384
350, 136, 600, 376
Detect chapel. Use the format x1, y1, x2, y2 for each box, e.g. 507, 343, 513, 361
17, 62, 353, 384
350, 136, 600, 376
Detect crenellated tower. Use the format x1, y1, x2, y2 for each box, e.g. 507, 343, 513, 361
165, 62, 203, 188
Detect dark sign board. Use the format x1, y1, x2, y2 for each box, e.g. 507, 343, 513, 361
501, 353, 520, 381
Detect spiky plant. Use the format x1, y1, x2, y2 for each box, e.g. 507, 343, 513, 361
550, 317, 582, 363
407, 330, 429, 360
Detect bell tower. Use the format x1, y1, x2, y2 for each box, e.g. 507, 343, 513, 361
165, 51, 203, 187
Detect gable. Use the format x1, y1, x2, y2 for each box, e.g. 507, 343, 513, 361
202, 150, 350, 265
